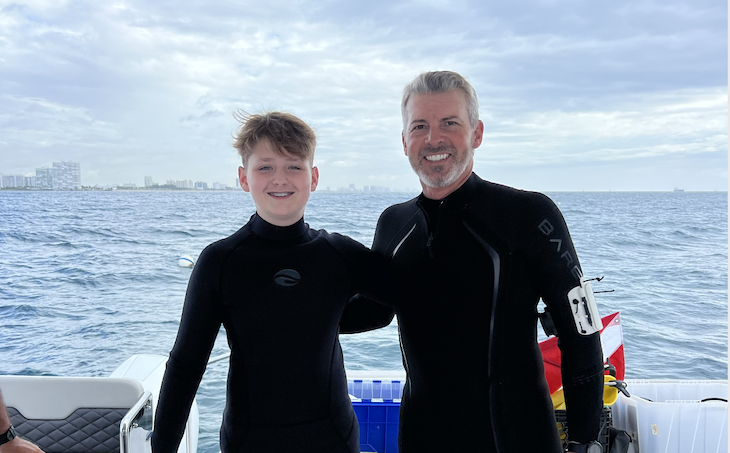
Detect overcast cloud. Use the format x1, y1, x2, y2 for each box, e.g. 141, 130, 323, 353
0, 0, 726, 191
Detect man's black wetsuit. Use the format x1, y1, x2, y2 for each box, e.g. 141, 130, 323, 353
367, 173, 604, 452
152, 213, 382, 453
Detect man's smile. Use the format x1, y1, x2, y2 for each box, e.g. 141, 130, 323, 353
425, 153, 450, 162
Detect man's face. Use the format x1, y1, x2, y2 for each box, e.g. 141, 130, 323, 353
238, 139, 318, 226
402, 90, 483, 198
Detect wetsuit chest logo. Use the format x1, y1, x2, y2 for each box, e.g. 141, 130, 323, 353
274, 269, 301, 287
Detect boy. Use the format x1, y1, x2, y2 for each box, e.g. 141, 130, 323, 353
152, 111, 385, 453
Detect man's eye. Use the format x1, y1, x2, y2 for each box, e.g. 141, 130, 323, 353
412, 125, 425, 131
445, 121, 457, 126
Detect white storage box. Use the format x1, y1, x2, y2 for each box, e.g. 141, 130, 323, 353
611, 380, 728, 453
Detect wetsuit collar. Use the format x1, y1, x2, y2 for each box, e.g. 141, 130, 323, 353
418, 172, 482, 209
250, 213, 309, 241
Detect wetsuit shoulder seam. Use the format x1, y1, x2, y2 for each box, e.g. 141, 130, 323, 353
202, 224, 256, 296
312, 229, 359, 287
375, 199, 422, 254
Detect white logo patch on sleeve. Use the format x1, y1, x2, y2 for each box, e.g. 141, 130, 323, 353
567, 280, 603, 335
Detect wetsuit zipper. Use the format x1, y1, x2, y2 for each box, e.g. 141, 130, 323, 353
420, 199, 446, 253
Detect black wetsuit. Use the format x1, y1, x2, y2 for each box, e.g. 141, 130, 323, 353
360, 173, 604, 452
152, 214, 382, 453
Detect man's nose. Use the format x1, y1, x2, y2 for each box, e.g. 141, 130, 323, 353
425, 127, 443, 146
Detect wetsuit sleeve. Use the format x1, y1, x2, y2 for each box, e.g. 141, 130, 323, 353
152, 245, 224, 453
342, 288, 395, 333
530, 194, 604, 444
337, 226, 395, 334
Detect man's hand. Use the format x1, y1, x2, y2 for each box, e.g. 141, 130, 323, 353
0, 437, 44, 453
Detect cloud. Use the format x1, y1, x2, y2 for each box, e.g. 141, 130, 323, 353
0, 0, 725, 190
473, 87, 727, 168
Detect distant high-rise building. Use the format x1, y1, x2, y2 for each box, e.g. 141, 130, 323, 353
36, 167, 54, 189
52, 162, 81, 190
24, 176, 36, 188
33, 162, 81, 190
348, 183, 357, 191
0, 175, 26, 188
166, 179, 194, 189
194, 181, 208, 190
144, 176, 154, 187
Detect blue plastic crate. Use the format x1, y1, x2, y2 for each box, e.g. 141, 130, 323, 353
349, 378, 403, 453
349, 378, 403, 400
353, 400, 400, 453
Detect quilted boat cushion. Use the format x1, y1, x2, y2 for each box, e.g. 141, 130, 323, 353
8, 406, 128, 453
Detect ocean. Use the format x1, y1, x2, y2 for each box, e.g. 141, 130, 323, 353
0, 189, 727, 453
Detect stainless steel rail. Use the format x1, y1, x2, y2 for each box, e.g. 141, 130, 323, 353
207, 352, 231, 365
119, 391, 153, 453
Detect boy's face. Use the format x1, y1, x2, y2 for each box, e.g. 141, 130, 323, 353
239, 139, 319, 226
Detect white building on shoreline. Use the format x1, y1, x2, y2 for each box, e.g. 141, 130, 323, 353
1, 161, 81, 190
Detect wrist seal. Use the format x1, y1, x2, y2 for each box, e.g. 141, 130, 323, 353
0, 425, 17, 446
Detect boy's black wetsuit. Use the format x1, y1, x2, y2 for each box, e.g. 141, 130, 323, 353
348, 173, 604, 452
152, 214, 382, 453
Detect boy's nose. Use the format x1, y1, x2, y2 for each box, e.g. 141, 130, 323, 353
272, 169, 288, 184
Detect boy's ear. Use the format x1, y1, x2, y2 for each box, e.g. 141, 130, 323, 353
310, 166, 319, 192
238, 166, 250, 192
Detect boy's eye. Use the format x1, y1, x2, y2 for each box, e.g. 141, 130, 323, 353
288, 166, 302, 170
259, 166, 272, 171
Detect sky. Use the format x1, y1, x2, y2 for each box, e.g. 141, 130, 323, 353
0, 0, 727, 191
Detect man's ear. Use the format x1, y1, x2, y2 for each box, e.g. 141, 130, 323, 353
238, 166, 250, 192
310, 166, 319, 192
472, 120, 484, 149
402, 132, 408, 156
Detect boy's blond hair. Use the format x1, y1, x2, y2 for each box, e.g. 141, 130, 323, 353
233, 111, 316, 166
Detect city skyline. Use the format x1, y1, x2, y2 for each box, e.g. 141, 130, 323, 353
0, 162, 400, 192
2, 159, 725, 192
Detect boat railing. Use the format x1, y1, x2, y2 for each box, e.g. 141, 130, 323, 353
119, 391, 153, 453
207, 352, 231, 365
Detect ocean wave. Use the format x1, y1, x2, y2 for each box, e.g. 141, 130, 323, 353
0, 368, 57, 377
0, 304, 44, 319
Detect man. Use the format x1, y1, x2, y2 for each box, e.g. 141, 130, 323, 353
367, 71, 604, 453
0, 390, 43, 453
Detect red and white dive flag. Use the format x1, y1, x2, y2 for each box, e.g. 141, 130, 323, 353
540, 311, 625, 395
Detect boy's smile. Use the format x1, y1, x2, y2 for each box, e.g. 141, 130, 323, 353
239, 139, 319, 226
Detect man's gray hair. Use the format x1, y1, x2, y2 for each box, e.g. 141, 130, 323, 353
401, 71, 480, 131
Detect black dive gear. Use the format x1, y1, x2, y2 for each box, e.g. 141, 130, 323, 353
153, 214, 385, 453
364, 173, 604, 452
